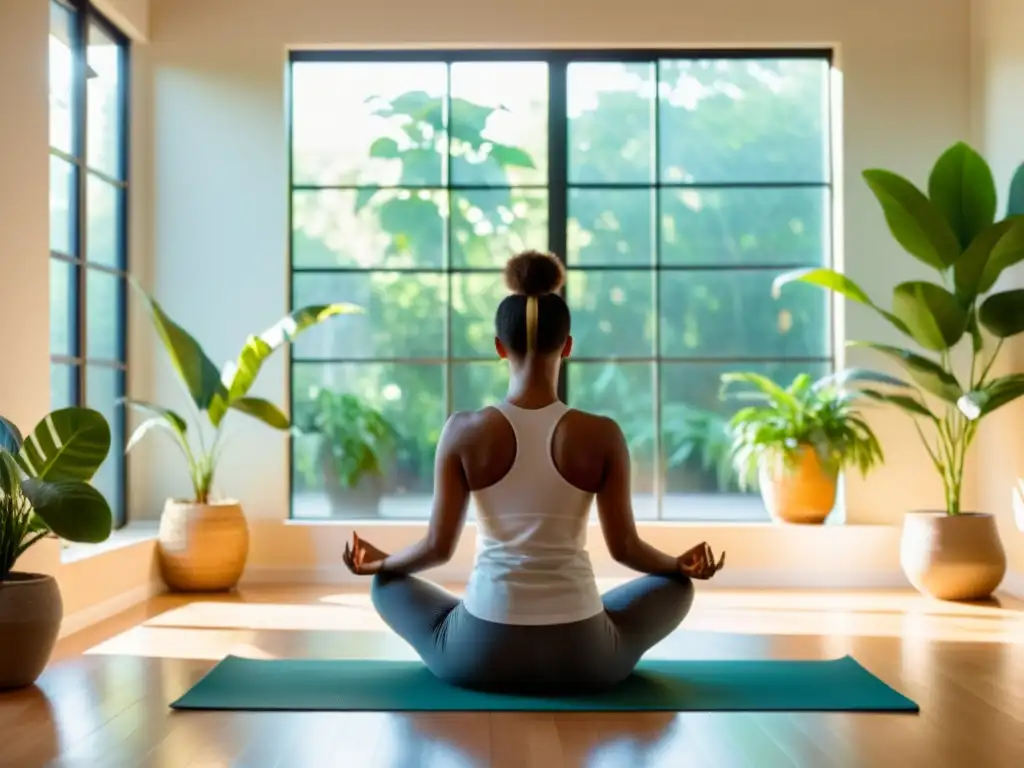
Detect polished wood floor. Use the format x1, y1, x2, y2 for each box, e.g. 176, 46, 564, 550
2, 584, 1023, 767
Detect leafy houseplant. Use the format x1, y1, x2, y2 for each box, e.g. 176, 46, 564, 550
775, 142, 1023, 597
722, 371, 884, 524
127, 284, 356, 591
297, 389, 397, 517
0, 408, 112, 689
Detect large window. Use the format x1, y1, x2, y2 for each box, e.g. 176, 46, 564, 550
48, 1, 130, 526
288, 50, 833, 522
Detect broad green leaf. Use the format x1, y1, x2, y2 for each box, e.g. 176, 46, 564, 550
954, 219, 1018, 301
121, 399, 188, 436
368, 137, 400, 159
890, 281, 968, 350
849, 341, 963, 402
859, 388, 937, 419
18, 408, 111, 482
957, 374, 1024, 419
863, 169, 961, 269
967, 309, 984, 357
450, 98, 494, 148
354, 187, 379, 213
818, 368, 911, 390
978, 217, 1024, 292
978, 289, 1024, 338
126, 416, 187, 454
133, 282, 226, 411
1008, 163, 1024, 217
720, 373, 800, 412
20, 478, 112, 543
773, 268, 911, 336
211, 304, 359, 427
230, 397, 290, 430
0, 415, 22, 454
0, 451, 21, 496
488, 143, 536, 170
928, 142, 997, 248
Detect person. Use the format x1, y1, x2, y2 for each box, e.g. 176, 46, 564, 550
343, 250, 725, 693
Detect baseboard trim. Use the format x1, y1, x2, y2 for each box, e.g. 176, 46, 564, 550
242, 565, 910, 591
59, 580, 165, 639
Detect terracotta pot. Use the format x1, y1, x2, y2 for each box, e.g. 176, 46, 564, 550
900, 511, 1006, 601
757, 446, 838, 524
157, 499, 249, 592
0, 573, 62, 690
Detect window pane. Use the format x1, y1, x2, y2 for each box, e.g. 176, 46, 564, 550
449, 62, 548, 187
86, 173, 121, 267
51, 362, 77, 410
291, 62, 447, 187
568, 62, 654, 184
49, 2, 76, 155
660, 187, 828, 266
568, 362, 656, 498
292, 189, 446, 269
658, 58, 829, 184
451, 188, 547, 267
50, 155, 76, 255
292, 273, 446, 360
292, 362, 444, 519
85, 268, 122, 361
567, 270, 655, 357
451, 272, 504, 359
50, 259, 76, 356
86, 23, 123, 179
85, 365, 124, 523
660, 361, 828, 513
568, 188, 653, 266
451, 361, 507, 412
659, 270, 828, 358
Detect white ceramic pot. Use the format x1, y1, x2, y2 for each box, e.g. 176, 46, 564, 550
157, 499, 249, 592
900, 511, 1006, 601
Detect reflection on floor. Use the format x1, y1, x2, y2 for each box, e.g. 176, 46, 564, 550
3, 585, 1023, 767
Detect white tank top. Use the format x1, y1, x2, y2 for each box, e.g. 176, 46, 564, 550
463, 400, 604, 625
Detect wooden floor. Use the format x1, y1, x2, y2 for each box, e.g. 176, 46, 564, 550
2, 584, 1024, 768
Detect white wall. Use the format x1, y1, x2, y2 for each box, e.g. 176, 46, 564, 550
971, 0, 1024, 589
134, 0, 974, 578
0, 0, 50, 436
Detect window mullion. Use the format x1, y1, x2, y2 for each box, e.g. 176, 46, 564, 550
547, 59, 568, 404
73, 2, 89, 405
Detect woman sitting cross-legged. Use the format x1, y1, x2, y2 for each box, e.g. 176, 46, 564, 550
343, 250, 725, 693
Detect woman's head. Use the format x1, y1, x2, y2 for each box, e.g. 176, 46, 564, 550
495, 251, 571, 359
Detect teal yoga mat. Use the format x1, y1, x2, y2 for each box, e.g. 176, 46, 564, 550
170, 655, 918, 713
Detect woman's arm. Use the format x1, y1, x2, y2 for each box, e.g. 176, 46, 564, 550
376, 413, 471, 576
595, 418, 681, 576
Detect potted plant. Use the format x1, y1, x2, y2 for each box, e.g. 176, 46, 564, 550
0, 408, 112, 689
775, 142, 1024, 600
721, 371, 885, 524
296, 388, 397, 518
127, 284, 356, 592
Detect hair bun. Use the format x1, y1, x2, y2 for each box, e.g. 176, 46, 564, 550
504, 250, 565, 296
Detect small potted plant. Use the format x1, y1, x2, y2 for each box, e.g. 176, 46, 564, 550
775, 144, 1024, 600
0, 408, 112, 689
126, 283, 356, 592
721, 371, 885, 524
296, 388, 397, 518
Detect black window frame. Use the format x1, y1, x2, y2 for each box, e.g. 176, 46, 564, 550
286, 47, 836, 522
49, 0, 131, 528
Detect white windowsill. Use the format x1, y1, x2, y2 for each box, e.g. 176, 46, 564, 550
60, 521, 159, 564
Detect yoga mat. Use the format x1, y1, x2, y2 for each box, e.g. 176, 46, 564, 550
171, 655, 918, 713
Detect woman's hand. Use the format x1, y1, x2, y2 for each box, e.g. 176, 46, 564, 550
677, 542, 726, 580
343, 532, 389, 576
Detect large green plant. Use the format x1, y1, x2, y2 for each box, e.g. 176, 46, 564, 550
721, 371, 885, 490
0, 409, 112, 581
296, 389, 397, 489
776, 143, 1024, 515
126, 284, 357, 504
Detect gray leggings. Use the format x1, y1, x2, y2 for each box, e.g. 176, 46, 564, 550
370, 572, 694, 692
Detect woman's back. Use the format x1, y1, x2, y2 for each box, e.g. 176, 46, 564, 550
462, 400, 611, 625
